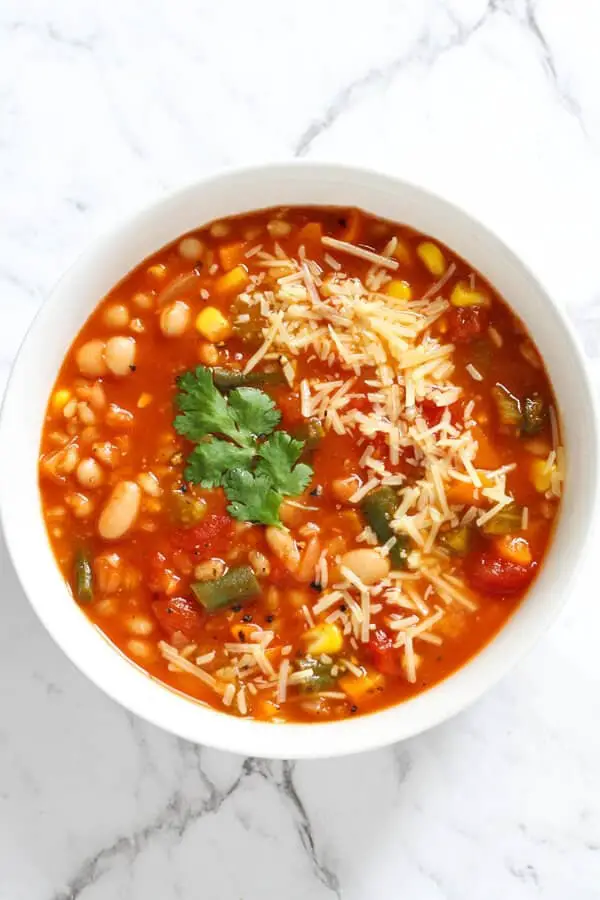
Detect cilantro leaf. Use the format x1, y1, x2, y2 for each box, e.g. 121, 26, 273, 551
228, 387, 281, 439
256, 432, 313, 496
174, 366, 251, 447
185, 439, 255, 488
223, 469, 283, 526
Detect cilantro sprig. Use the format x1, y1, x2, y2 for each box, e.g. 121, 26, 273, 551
174, 366, 314, 525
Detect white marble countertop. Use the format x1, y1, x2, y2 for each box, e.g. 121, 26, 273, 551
2, 1, 600, 897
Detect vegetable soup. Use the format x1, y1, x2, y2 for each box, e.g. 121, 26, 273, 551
39, 207, 563, 722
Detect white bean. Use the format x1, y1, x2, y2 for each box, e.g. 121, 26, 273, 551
125, 614, 154, 636
76, 340, 107, 377
265, 526, 300, 573
194, 559, 226, 582
248, 550, 270, 577
267, 219, 291, 238
340, 549, 390, 586
159, 301, 190, 337
127, 639, 155, 661
76, 457, 104, 489
98, 481, 141, 539
179, 236, 206, 262
210, 221, 230, 238
104, 336, 136, 376
103, 303, 130, 329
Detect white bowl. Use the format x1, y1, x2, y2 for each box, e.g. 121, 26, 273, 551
1, 162, 598, 758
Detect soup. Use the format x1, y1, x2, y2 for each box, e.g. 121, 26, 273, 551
39, 207, 563, 722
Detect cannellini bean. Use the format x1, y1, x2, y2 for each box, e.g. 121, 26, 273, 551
267, 219, 291, 238
104, 336, 136, 376
98, 481, 141, 540
103, 303, 130, 329
76, 340, 107, 377
80, 426, 100, 445
279, 500, 304, 528
210, 221, 230, 238
77, 401, 96, 425
193, 559, 226, 582
248, 550, 271, 578
179, 236, 206, 262
340, 548, 390, 586
92, 441, 119, 467
127, 639, 156, 661
132, 291, 154, 309
332, 475, 361, 503
125, 614, 154, 636
94, 552, 124, 593
159, 301, 190, 337
60, 444, 80, 474
93, 596, 119, 617
265, 526, 300, 573
65, 492, 94, 519
76, 457, 104, 488
105, 404, 134, 428
137, 471, 162, 497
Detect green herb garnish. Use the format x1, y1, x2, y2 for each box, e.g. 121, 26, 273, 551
174, 366, 313, 526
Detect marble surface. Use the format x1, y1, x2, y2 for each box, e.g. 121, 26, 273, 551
2, 1, 600, 897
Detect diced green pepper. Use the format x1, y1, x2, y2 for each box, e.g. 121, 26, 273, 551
480, 502, 523, 535
210, 367, 285, 390
191, 565, 260, 612
294, 417, 325, 451
492, 384, 522, 427
361, 486, 410, 569
521, 393, 546, 435
169, 490, 208, 527
74, 549, 93, 604
439, 525, 472, 556
298, 657, 336, 693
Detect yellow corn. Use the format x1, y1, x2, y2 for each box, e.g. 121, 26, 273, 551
214, 264, 249, 297
304, 622, 343, 656
450, 281, 489, 308
339, 667, 385, 702
417, 241, 446, 276
52, 389, 72, 412
386, 279, 412, 300
146, 263, 168, 280
531, 458, 554, 492
195, 307, 232, 343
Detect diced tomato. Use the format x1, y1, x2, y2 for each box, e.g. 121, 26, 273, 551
171, 514, 233, 558
448, 306, 487, 343
272, 389, 303, 426
467, 552, 537, 596
421, 398, 444, 428
367, 629, 404, 676
152, 596, 206, 639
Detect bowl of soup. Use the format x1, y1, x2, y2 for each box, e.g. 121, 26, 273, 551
1, 162, 597, 758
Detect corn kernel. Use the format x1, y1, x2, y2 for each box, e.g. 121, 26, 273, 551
146, 263, 168, 280
137, 393, 153, 409
450, 281, 489, 308
386, 279, 412, 300
195, 307, 232, 343
531, 458, 554, 492
304, 622, 343, 656
214, 264, 249, 297
417, 241, 446, 276
339, 667, 385, 702
52, 389, 72, 412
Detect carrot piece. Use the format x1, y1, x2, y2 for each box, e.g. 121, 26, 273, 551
471, 424, 502, 469
231, 623, 261, 642
446, 473, 494, 508
495, 535, 532, 566
218, 242, 247, 271
214, 265, 249, 297
340, 209, 362, 243
298, 222, 323, 245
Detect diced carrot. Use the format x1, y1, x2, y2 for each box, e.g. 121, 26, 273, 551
218, 242, 247, 271
340, 209, 362, 243
471, 424, 502, 469
495, 535, 532, 566
446, 474, 494, 508
214, 265, 249, 297
298, 222, 323, 246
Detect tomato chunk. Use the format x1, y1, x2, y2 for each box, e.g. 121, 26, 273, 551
171, 514, 232, 558
448, 306, 487, 343
467, 552, 537, 596
367, 629, 404, 675
152, 596, 206, 639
